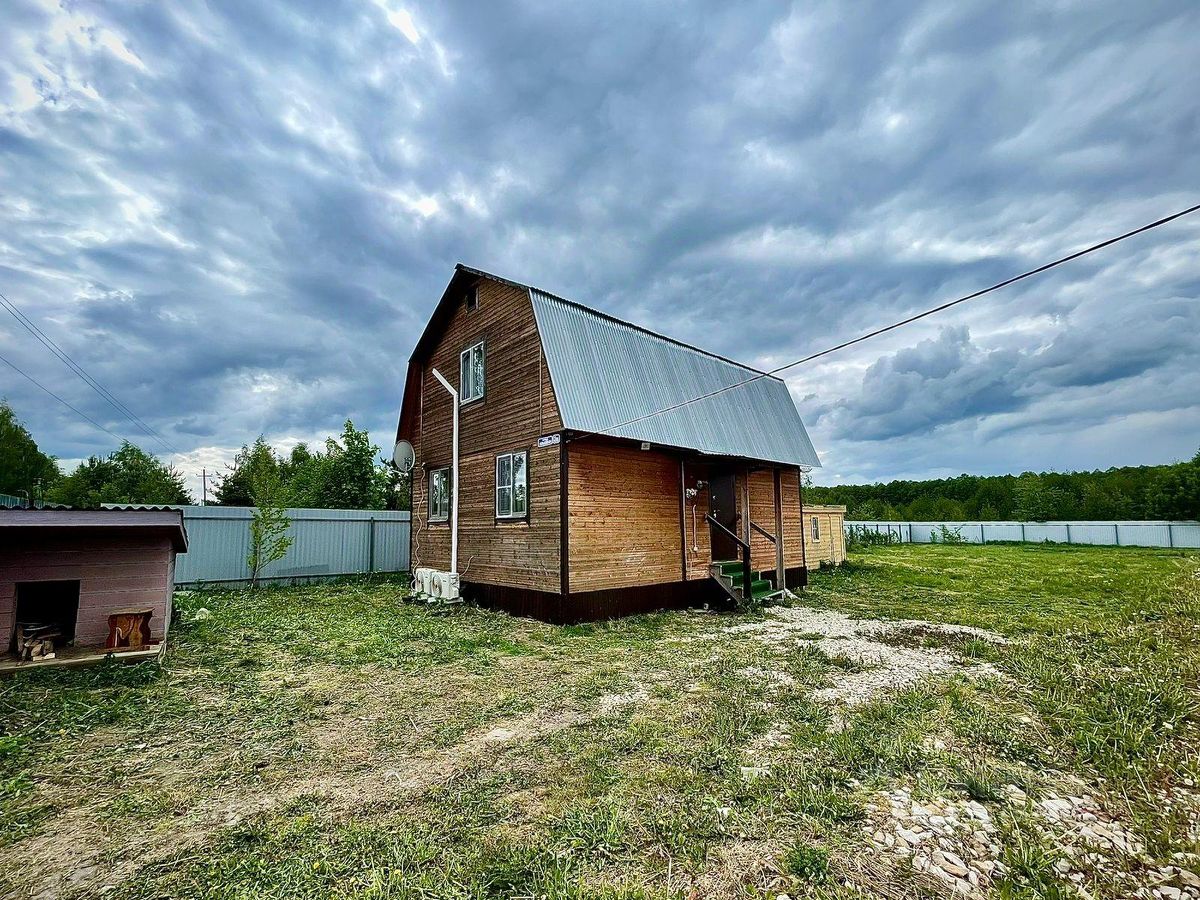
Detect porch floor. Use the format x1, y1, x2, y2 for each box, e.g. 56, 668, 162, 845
0, 643, 163, 674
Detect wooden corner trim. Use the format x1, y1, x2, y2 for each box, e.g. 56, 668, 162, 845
559, 443, 569, 599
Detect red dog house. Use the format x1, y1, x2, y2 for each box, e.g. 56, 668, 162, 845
0, 509, 188, 668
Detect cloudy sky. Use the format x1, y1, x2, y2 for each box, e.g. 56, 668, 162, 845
1, 0, 1197, 495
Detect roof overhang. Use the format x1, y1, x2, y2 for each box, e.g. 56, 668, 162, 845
0, 508, 189, 552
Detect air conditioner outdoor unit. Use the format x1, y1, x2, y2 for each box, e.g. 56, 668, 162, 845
413, 567, 434, 597
431, 571, 461, 601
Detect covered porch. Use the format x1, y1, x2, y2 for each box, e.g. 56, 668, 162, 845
681, 457, 813, 606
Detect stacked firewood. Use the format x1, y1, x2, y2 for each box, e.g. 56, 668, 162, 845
14, 623, 59, 661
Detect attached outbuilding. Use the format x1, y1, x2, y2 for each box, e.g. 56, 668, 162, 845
396, 264, 846, 623
0, 508, 188, 669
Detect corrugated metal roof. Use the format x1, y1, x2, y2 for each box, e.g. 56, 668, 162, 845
0, 508, 189, 551
530, 289, 821, 467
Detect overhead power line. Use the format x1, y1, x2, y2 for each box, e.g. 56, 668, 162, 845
0, 290, 178, 455
0, 350, 134, 445
579, 201, 1200, 441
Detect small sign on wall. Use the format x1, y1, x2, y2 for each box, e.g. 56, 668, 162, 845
537, 433, 561, 448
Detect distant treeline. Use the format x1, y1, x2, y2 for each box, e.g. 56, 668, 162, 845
807, 449, 1200, 522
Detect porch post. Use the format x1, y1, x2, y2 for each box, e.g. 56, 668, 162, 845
773, 467, 785, 591
741, 467, 751, 547
797, 469, 808, 588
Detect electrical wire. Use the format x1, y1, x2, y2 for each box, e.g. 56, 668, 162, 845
0, 350, 133, 444
575, 201, 1200, 441
0, 290, 178, 454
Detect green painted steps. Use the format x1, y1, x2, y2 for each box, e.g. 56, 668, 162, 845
713, 560, 774, 599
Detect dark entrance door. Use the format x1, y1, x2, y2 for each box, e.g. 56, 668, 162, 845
708, 473, 738, 561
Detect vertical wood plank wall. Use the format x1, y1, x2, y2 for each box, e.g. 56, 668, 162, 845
748, 469, 777, 571
412, 278, 563, 592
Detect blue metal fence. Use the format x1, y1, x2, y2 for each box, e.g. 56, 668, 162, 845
102, 506, 411, 585
846, 520, 1200, 549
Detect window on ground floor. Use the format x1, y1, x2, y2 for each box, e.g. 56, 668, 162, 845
811, 516, 821, 542
495, 450, 528, 519
429, 467, 450, 522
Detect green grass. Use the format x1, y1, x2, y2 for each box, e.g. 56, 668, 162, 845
805, 542, 1189, 634
1, 546, 1197, 899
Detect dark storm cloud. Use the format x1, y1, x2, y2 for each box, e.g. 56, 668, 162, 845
1, 0, 1197, 490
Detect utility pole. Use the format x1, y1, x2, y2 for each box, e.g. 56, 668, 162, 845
199, 469, 210, 506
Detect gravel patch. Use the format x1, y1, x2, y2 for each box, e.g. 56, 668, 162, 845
712, 605, 1005, 706
865, 785, 1003, 897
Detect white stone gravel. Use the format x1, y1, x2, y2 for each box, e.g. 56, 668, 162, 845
713, 605, 1005, 706
863, 785, 1003, 897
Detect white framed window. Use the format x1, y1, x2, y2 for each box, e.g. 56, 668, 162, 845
495, 451, 528, 519
460, 341, 485, 404
429, 468, 450, 522
811, 516, 821, 542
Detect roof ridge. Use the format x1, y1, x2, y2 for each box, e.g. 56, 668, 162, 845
457, 263, 784, 382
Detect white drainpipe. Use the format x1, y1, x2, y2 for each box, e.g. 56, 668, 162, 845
430, 367, 458, 574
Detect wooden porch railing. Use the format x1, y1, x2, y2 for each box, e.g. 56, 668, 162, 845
705, 513, 753, 604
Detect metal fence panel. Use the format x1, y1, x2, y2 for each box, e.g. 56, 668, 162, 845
845, 520, 1200, 549
172, 507, 411, 585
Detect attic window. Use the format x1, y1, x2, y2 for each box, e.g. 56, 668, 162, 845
466, 286, 479, 311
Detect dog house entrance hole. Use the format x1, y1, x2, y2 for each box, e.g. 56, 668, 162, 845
12, 580, 80, 655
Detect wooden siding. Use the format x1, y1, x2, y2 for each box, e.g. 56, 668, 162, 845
411, 276, 562, 592
682, 461, 713, 580
568, 450, 847, 595
748, 468, 777, 572
803, 503, 847, 566
747, 469, 846, 570
568, 441, 684, 592
0, 532, 175, 649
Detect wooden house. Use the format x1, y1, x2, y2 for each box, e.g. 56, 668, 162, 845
396, 265, 845, 622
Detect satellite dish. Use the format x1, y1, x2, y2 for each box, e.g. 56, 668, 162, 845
392, 440, 415, 474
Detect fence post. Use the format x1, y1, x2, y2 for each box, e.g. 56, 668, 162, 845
1168, 522, 1174, 549
1020, 522, 1025, 543
1114, 523, 1119, 546
368, 516, 376, 573
1065, 522, 1071, 545
980, 523, 985, 544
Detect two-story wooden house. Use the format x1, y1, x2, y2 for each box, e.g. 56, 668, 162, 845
396, 264, 845, 623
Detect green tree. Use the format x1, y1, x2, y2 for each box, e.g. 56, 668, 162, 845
317, 420, 389, 509
1147, 449, 1200, 520
215, 437, 284, 506
218, 423, 398, 511
247, 469, 293, 587
0, 400, 60, 499
48, 442, 192, 508
285, 421, 395, 510
1012, 475, 1070, 521
383, 462, 411, 511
